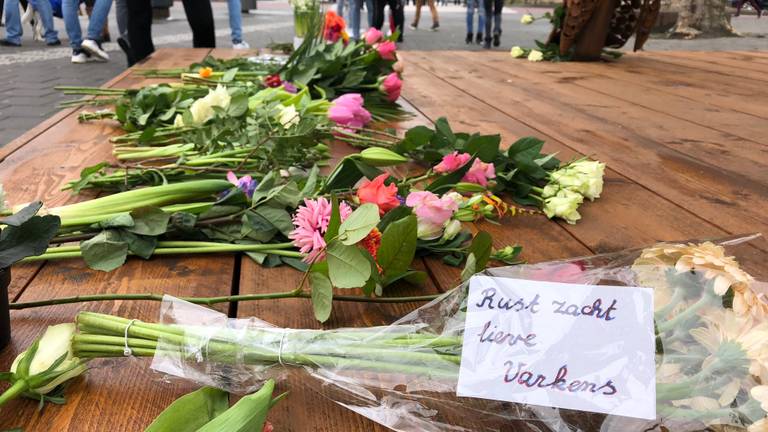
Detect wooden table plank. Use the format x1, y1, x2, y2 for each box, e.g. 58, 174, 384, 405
0, 48, 240, 432
639, 51, 768, 83
403, 52, 768, 241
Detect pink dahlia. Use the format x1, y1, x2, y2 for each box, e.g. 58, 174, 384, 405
433, 151, 471, 174
290, 197, 352, 263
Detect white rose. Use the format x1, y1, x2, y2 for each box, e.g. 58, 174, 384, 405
417, 220, 444, 240
542, 189, 583, 224
510, 46, 526, 58
173, 114, 185, 127
561, 160, 606, 200
188, 98, 214, 124
278, 104, 300, 129
520, 14, 534, 24
527, 50, 544, 62
205, 85, 232, 110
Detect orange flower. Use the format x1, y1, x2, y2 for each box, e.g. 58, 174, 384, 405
360, 227, 383, 272
356, 173, 400, 215
323, 11, 347, 43
198, 67, 213, 78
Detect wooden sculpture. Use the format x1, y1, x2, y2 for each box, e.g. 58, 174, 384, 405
546, 0, 661, 60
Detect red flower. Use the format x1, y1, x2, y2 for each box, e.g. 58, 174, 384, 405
324, 11, 348, 43
262, 421, 274, 432
357, 173, 400, 215
360, 227, 383, 272
264, 74, 282, 88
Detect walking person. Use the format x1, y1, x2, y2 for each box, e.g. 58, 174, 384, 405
465, 0, 483, 44
2, 0, 60, 46
62, 0, 111, 63
125, 0, 215, 66
734, 0, 763, 17
410, 0, 439, 30
372, 0, 403, 41
482, 0, 502, 48
347, 0, 373, 40
227, 0, 249, 48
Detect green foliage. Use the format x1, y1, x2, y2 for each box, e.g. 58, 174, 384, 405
310, 271, 333, 322
377, 215, 417, 283
144, 387, 229, 432
0, 202, 61, 268
337, 203, 380, 245
326, 241, 371, 288
195, 380, 276, 432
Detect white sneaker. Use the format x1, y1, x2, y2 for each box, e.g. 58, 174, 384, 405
232, 41, 250, 49
81, 39, 109, 61
72, 51, 89, 64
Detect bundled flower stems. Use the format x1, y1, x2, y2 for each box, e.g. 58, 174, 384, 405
3, 235, 768, 432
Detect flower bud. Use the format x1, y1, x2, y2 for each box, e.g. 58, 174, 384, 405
359, 147, 408, 166
455, 182, 487, 193
464, 194, 485, 208
454, 208, 476, 221
441, 219, 462, 241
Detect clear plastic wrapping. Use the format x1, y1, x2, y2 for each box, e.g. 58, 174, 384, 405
149, 234, 768, 431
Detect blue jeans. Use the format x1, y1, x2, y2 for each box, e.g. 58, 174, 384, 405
227, 0, 243, 43
347, 0, 374, 39
62, 0, 112, 49
4, 0, 59, 44
337, 0, 345, 16
466, 0, 484, 34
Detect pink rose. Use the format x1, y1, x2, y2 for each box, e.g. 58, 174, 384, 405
365, 27, 384, 45
328, 93, 372, 131
462, 158, 496, 187
405, 191, 460, 239
527, 262, 587, 284
357, 173, 400, 215
376, 40, 397, 60
379, 72, 402, 102
433, 151, 471, 174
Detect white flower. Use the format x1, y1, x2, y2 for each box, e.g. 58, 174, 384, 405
443, 192, 464, 206
510, 46, 526, 58
173, 114, 185, 127
187, 85, 232, 125
277, 104, 300, 128
441, 219, 462, 241
417, 219, 444, 240
550, 160, 605, 200
520, 14, 534, 24
10, 324, 87, 395
527, 50, 544, 62
206, 85, 232, 109
542, 189, 582, 224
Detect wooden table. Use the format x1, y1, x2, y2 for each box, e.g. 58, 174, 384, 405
1, 48, 767, 431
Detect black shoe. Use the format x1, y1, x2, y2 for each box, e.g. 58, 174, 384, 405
492, 32, 500, 47
117, 37, 138, 68
46, 39, 62, 46
430, 21, 439, 31
465, 32, 472, 44
475, 32, 483, 44
0, 39, 21, 47
483, 38, 491, 49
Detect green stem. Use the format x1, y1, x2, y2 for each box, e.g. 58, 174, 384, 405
0, 380, 29, 408
657, 294, 713, 334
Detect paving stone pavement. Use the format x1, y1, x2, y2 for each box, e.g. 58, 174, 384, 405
0, 0, 765, 147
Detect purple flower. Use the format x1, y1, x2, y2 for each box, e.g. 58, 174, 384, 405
227, 171, 258, 198
283, 82, 298, 94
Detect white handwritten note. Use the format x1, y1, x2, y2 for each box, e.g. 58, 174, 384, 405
457, 276, 656, 420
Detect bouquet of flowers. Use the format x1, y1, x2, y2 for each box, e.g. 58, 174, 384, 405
3, 235, 766, 432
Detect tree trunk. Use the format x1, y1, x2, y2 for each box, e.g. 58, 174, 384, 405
668, 0, 735, 38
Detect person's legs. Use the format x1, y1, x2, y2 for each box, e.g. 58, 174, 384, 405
477, 0, 485, 32
3, 0, 22, 43
84, 0, 111, 41
181, 0, 215, 48
29, 0, 58, 43
349, 0, 361, 39
61, 0, 82, 49
492, 0, 501, 35
372, 0, 385, 28
482, 0, 491, 47
227, 0, 243, 43
427, 0, 438, 24
411, 0, 422, 26
366, 0, 374, 26
465, 0, 472, 33
336, 0, 344, 17
115, 0, 128, 40
127, 0, 154, 62
391, 0, 403, 39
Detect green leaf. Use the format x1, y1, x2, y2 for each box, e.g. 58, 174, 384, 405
196, 380, 276, 432
254, 206, 294, 237
310, 271, 333, 322
0, 201, 42, 226
69, 162, 110, 193
394, 125, 435, 154
377, 205, 412, 232
0, 214, 61, 268
338, 203, 380, 245
465, 134, 501, 163
300, 165, 320, 198
221, 67, 239, 83
97, 213, 134, 229
461, 253, 477, 282
508, 136, 544, 159
240, 211, 277, 242
324, 195, 341, 244
80, 230, 129, 272
127, 207, 170, 236
227, 93, 249, 117
434, 117, 456, 148
326, 241, 371, 288
119, 231, 158, 259
383, 269, 427, 287
467, 231, 493, 271
377, 215, 417, 280
144, 387, 229, 432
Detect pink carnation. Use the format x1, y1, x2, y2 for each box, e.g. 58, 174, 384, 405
328, 93, 372, 131
376, 40, 397, 60
462, 159, 496, 187
365, 27, 384, 45
433, 151, 471, 174
379, 72, 402, 102
290, 197, 352, 263
405, 191, 459, 239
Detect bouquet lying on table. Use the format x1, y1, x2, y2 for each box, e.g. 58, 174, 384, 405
2, 235, 767, 432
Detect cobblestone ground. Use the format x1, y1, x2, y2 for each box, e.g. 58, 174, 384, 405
0, 0, 765, 146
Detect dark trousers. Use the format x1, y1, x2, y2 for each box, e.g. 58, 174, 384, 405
372, 0, 404, 41
483, 0, 502, 39
127, 0, 215, 63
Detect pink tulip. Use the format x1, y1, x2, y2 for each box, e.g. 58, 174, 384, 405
328, 93, 372, 131
434, 151, 471, 174
379, 72, 403, 102
462, 159, 496, 187
365, 27, 384, 45
376, 40, 397, 60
